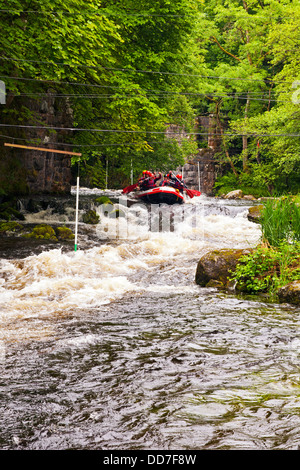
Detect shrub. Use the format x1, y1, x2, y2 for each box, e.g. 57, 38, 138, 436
213, 172, 269, 198
231, 243, 300, 296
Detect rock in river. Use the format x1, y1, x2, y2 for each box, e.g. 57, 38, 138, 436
224, 190, 244, 199
277, 281, 300, 305
247, 205, 263, 223
195, 248, 253, 289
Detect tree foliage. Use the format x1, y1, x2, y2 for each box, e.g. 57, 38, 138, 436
0, 0, 299, 193
0, 0, 202, 189
197, 0, 300, 194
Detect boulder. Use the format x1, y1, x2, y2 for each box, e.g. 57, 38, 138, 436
0, 221, 24, 234
23, 224, 58, 241
95, 197, 115, 215
55, 226, 75, 240
0, 201, 25, 221
95, 196, 113, 206
82, 210, 100, 225
277, 281, 300, 305
224, 190, 243, 199
247, 205, 263, 223
195, 248, 252, 288
243, 195, 256, 201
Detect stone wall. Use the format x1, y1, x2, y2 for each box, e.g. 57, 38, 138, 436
177, 148, 217, 196
174, 114, 221, 195
197, 114, 222, 151
1, 90, 74, 195
23, 90, 73, 194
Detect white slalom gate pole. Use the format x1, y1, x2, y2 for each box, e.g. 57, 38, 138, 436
74, 161, 80, 252
74, 175, 79, 251
106, 158, 108, 190
198, 161, 201, 192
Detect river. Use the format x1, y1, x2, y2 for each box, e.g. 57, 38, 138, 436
0, 189, 300, 450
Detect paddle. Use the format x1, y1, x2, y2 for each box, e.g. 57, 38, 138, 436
171, 173, 194, 199
183, 188, 195, 198
190, 189, 201, 197
122, 183, 138, 194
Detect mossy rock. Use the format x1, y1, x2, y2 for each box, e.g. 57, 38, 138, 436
95, 196, 113, 205
82, 210, 100, 224
55, 226, 75, 240
95, 197, 114, 215
195, 248, 253, 288
247, 205, 263, 223
0, 221, 24, 233
23, 224, 58, 241
205, 279, 225, 288
0, 210, 12, 221
0, 201, 25, 221
278, 281, 300, 305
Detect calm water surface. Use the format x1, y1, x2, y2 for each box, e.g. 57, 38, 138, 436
0, 192, 299, 450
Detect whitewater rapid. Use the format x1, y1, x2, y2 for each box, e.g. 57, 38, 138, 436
0, 193, 261, 343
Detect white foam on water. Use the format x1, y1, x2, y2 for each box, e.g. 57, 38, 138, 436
0, 196, 261, 331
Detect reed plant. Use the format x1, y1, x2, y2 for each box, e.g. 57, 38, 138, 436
260, 198, 300, 246
231, 197, 300, 297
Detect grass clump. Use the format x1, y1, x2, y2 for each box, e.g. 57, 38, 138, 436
260, 198, 300, 246
231, 197, 300, 297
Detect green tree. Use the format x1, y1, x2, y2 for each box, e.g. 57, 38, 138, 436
194, 0, 297, 191
230, 0, 300, 193
0, 0, 203, 192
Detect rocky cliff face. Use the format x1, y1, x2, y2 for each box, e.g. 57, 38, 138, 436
179, 148, 217, 196
21, 90, 74, 194
176, 114, 221, 195
0, 90, 73, 195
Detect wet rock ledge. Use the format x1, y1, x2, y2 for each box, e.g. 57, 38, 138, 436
195, 249, 300, 305
277, 282, 300, 305
195, 248, 252, 290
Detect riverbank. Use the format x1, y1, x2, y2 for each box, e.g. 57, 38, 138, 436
195, 194, 300, 305
195, 246, 300, 305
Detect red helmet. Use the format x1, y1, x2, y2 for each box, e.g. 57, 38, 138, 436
176, 174, 182, 179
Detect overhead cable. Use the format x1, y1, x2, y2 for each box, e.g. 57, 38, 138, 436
0, 123, 299, 138
0, 56, 289, 84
